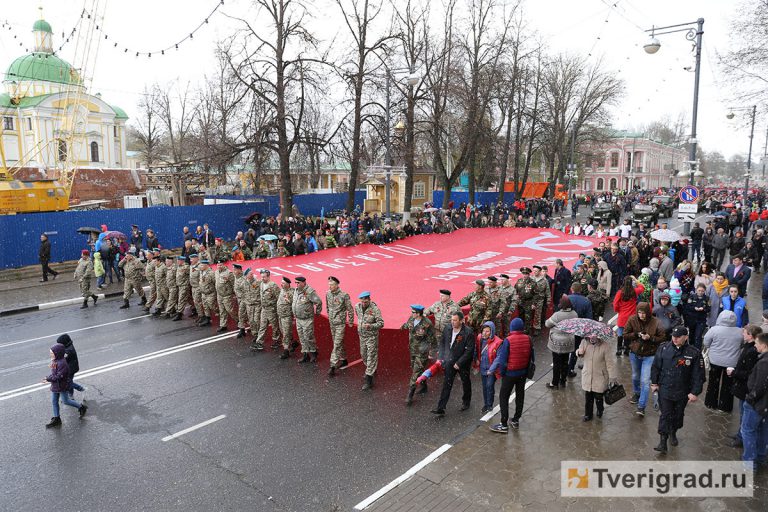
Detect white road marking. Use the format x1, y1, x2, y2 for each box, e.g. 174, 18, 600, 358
338, 358, 363, 370
479, 379, 536, 422
0, 332, 236, 401
162, 415, 227, 442
0, 315, 151, 349
353, 443, 453, 510
37, 286, 150, 311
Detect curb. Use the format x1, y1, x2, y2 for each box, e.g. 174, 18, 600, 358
0, 285, 150, 317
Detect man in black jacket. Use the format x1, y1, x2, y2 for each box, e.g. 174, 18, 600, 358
741, 333, 768, 471
39, 234, 58, 282
57, 333, 85, 397
729, 325, 761, 448
431, 311, 475, 416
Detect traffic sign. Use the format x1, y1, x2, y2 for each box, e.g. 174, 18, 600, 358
678, 185, 700, 204
678, 203, 698, 222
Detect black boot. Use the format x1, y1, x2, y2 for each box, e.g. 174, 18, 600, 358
119, 299, 129, 309
190, 308, 198, 318
616, 336, 624, 356
45, 417, 62, 428
669, 430, 679, 446
236, 328, 246, 339
79, 404, 88, 418
654, 434, 668, 454
298, 353, 310, 364
362, 374, 374, 391
406, 385, 416, 405
92, 294, 98, 305
328, 365, 336, 377
152, 308, 163, 317
310, 351, 318, 363
140, 296, 147, 306
418, 382, 428, 394
290, 341, 300, 353
80, 299, 88, 309
172, 313, 183, 321
339, 359, 349, 368
279, 349, 290, 359
216, 326, 227, 333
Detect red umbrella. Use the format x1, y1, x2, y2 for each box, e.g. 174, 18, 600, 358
103, 230, 127, 239
723, 203, 735, 208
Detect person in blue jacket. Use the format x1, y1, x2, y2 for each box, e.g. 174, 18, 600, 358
721, 285, 749, 328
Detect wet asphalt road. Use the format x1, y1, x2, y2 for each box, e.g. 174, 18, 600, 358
0, 302, 490, 511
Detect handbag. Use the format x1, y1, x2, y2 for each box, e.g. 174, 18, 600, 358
526, 344, 536, 380
604, 382, 626, 405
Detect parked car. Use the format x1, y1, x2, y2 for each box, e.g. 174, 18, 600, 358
588, 202, 621, 225
652, 195, 675, 218
631, 203, 659, 225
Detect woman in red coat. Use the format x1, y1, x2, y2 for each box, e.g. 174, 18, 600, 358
612, 275, 645, 356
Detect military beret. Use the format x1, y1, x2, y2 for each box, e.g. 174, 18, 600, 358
165, 256, 175, 261
671, 325, 688, 337
474, 279, 485, 286
282, 276, 291, 284
200, 259, 210, 264
215, 237, 223, 242
295, 276, 306, 282
439, 289, 451, 296
328, 276, 339, 284
358, 291, 371, 299
176, 255, 186, 261
81, 249, 90, 256
233, 263, 243, 270
532, 265, 542, 270
519, 267, 531, 274
411, 304, 425, 313
152, 249, 161, 254
131, 224, 139, 228
244, 268, 252, 276
260, 269, 270, 275
499, 274, 510, 279
189, 253, 199, 258
487, 276, 497, 282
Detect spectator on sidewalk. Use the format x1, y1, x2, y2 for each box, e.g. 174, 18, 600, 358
730, 325, 761, 448
545, 296, 577, 389
476, 321, 503, 414
623, 302, 665, 417
703, 310, 743, 413
576, 334, 618, 422
490, 318, 531, 433
721, 285, 749, 328
740, 332, 768, 472
613, 275, 645, 356
39, 233, 58, 282
725, 254, 751, 297
93, 252, 106, 289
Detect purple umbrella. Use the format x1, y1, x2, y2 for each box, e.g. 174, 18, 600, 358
554, 317, 615, 341
103, 230, 127, 239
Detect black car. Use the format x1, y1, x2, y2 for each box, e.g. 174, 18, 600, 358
588, 203, 621, 225
631, 203, 658, 225
652, 195, 675, 218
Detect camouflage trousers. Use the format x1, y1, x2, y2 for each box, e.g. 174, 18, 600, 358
409, 353, 429, 386
256, 307, 280, 344
518, 300, 543, 332
164, 286, 179, 314
246, 304, 261, 333
359, 332, 379, 376
217, 294, 238, 328
201, 292, 216, 317
279, 315, 294, 349
123, 278, 145, 301
236, 296, 249, 329
155, 285, 168, 312
295, 316, 316, 353
176, 285, 191, 315
191, 287, 203, 316
79, 279, 94, 299
145, 280, 157, 310
329, 322, 347, 367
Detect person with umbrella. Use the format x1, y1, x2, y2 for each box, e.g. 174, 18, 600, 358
576, 332, 619, 422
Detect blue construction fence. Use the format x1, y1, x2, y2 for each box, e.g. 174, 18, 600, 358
0, 202, 269, 269
205, 191, 366, 217
432, 190, 513, 207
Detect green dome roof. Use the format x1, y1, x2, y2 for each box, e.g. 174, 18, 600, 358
33, 19, 52, 34
5, 53, 80, 85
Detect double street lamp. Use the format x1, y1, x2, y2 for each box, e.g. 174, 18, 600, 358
644, 17, 704, 236
726, 105, 757, 208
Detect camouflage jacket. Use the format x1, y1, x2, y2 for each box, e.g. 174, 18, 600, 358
189, 265, 201, 289
199, 268, 216, 295
292, 285, 323, 319
215, 268, 235, 296
401, 316, 436, 355
458, 290, 490, 329
355, 302, 384, 333
277, 287, 295, 317
119, 257, 145, 282
175, 263, 190, 287
326, 289, 354, 325
73, 259, 94, 281
259, 280, 280, 309
425, 299, 459, 333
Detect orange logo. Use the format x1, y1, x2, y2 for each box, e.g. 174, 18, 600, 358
567, 468, 589, 489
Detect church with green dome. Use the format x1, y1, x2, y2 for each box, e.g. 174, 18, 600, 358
0, 16, 128, 172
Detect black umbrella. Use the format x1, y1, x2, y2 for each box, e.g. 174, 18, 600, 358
753, 219, 768, 229
245, 212, 262, 223
77, 226, 101, 235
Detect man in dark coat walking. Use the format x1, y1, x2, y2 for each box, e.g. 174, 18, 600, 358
39, 233, 58, 282
431, 311, 475, 416
553, 259, 572, 311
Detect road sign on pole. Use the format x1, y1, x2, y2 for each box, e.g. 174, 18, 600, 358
679, 185, 700, 204
677, 202, 698, 222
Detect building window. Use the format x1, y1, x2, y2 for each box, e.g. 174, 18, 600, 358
90, 141, 99, 162
609, 177, 617, 190
596, 178, 604, 190
113, 126, 118, 137
583, 179, 590, 191
584, 154, 592, 168
25, 118, 32, 131
610, 152, 619, 168
413, 181, 425, 199
3, 117, 14, 131
57, 139, 67, 162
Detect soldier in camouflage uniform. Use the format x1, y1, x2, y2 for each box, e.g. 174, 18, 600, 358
173, 256, 192, 320
215, 264, 237, 332
254, 269, 281, 350
587, 279, 608, 321
485, 276, 503, 335
326, 276, 354, 375
510, 267, 536, 334
497, 274, 514, 337
530, 265, 550, 335
74, 250, 98, 309
197, 260, 216, 326
425, 289, 459, 336
143, 250, 158, 313
232, 264, 250, 337
276, 276, 295, 358
243, 269, 261, 337
254, 240, 270, 259
457, 280, 490, 334
355, 291, 384, 390
188, 253, 202, 319
292, 276, 323, 363
402, 304, 436, 405
153, 255, 170, 316
118, 249, 146, 309
208, 238, 230, 264
162, 257, 179, 318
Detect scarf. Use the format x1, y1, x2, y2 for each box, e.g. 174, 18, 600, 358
712, 278, 729, 296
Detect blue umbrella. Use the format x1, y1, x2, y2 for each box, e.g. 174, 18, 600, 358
712, 211, 728, 217
258, 234, 278, 241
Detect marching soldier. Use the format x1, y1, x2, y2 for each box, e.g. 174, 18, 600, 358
511, 267, 536, 334
243, 269, 261, 338
197, 260, 216, 327
530, 265, 550, 336
402, 304, 436, 405
173, 255, 192, 320
74, 250, 98, 309
485, 276, 503, 335
276, 276, 295, 358
118, 248, 146, 309
326, 276, 354, 376
143, 250, 159, 313
215, 264, 237, 333
162, 256, 179, 318
650, 325, 705, 454
292, 276, 323, 363
425, 289, 459, 335
153, 255, 170, 316
457, 280, 490, 334
188, 253, 202, 318
254, 269, 281, 350
355, 291, 384, 390
497, 274, 514, 337
232, 264, 250, 338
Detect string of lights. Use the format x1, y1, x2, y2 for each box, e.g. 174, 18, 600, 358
0, 15, 81, 54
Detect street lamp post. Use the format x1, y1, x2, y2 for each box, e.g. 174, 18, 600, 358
727, 105, 757, 208
644, 18, 704, 236
669, 173, 675, 189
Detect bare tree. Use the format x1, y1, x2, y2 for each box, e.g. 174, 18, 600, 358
131, 85, 166, 168
719, 0, 768, 104
153, 81, 197, 165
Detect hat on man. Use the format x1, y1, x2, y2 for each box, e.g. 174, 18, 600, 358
474, 279, 485, 286
282, 276, 291, 284
439, 289, 451, 296
328, 276, 340, 284
487, 276, 498, 282
244, 268, 252, 277
295, 276, 306, 282
189, 253, 199, 259
659, 292, 671, 300
152, 248, 161, 254
520, 267, 531, 274
499, 274, 510, 280
200, 259, 210, 265
215, 237, 223, 242
176, 255, 186, 261
131, 224, 139, 229
233, 263, 243, 269
410, 304, 425, 313
166, 256, 175, 261
81, 249, 90, 256
671, 325, 688, 337
532, 265, 542, 270
358, 291, 371, 299
260, 269, 271, 275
